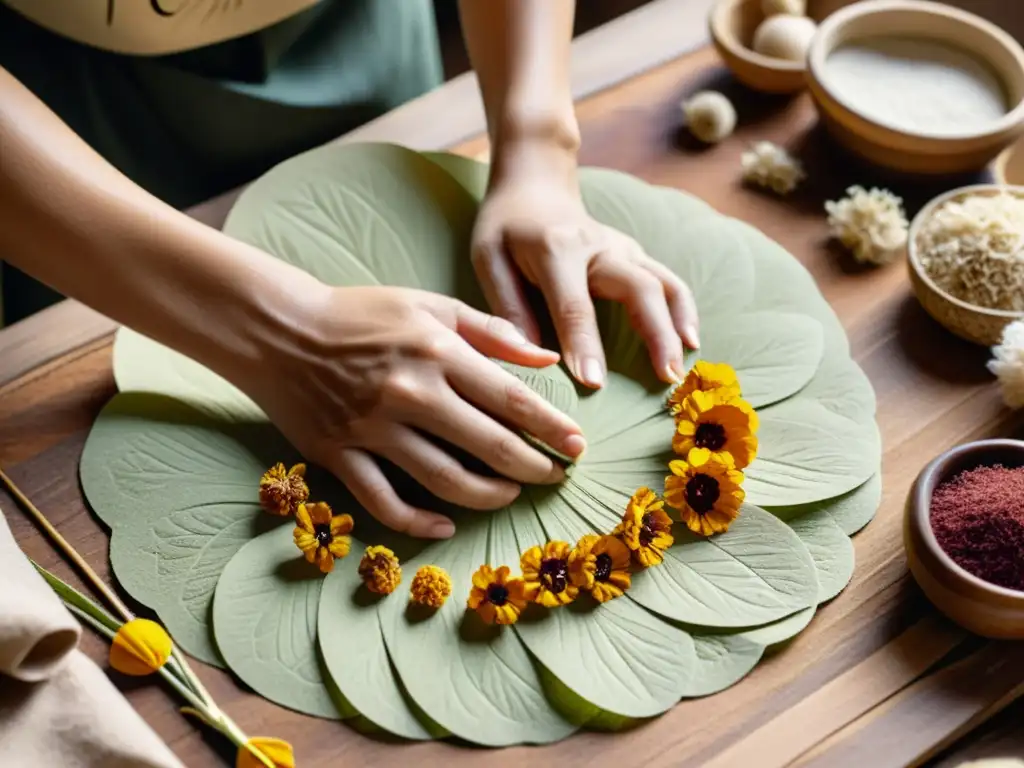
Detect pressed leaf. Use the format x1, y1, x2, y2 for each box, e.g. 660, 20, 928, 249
113, 328, 262, 422
79, 394, 290, 664
212, 526, 342, 719
696, 312, 824, 409
685, 634, 765, 697
737, 606, 816, 646
827, 472, 883, 536
618, 501, 819, 628
787, 511, 855, 603
376, 517, 574, 746
421, 151, 489, 201
745, 399, 880, 507
318, 556, 436, 740
502, 493, 697, 718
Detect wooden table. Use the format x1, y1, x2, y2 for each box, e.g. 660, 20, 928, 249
5, 15, 1024, 768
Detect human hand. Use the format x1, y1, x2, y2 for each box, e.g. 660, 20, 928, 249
471, 143, 700, 389
243, 285, 586, 539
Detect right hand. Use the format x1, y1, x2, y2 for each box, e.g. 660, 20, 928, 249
244, 285, 587, 539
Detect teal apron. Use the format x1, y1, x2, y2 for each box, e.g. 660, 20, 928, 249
0, 0, 443, 325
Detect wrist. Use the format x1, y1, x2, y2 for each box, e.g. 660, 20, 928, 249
489, 130, 580, 193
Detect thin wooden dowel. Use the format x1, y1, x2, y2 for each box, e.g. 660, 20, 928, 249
0, 464, 135, 623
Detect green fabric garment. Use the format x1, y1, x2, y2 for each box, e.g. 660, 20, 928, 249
0, 0, 444, 326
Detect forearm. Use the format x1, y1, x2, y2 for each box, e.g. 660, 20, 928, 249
458, 0, 580, 184
0, 67, 317, 383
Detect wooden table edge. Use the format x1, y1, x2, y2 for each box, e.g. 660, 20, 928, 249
0, 0, 714, 389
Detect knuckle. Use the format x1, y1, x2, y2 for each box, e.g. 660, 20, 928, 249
426, 462, 462, 496
504, 381, 535, 417
421, 334, 454, 361
556, 298, 595, 330
491, 435, 521, 468
383, 372, 424, 407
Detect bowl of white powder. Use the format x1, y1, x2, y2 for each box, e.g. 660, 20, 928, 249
908, 184, 1024, 345
806, 0, 1024, 175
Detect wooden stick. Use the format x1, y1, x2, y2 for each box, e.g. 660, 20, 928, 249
0, 464, 135, 623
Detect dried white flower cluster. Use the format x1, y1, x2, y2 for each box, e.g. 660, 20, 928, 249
681, 91, 737, 144
989, 319, 1024, 408
752, 14, 817, 61
740, 141, 805, 195
915, 192, 1024, 311
824, 185, 909, 266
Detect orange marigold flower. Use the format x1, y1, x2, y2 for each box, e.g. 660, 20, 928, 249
467, 565, 528, 625
614, 487, 675, 567
358, 545, 402, 595
410, 565, 452, 609
293, 502, 353, 574
259, 462, 309, 517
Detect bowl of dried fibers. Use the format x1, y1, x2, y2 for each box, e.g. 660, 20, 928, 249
904, 439, 1024, 639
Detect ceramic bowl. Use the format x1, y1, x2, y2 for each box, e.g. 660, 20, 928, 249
709, 0, 814, 94
904, 439, 1024, 639
993, 135, 1024, 184
906, 184, 1024, 346
806, 0, 1024, 175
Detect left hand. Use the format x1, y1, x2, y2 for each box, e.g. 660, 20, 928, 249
471, 143, 699, 390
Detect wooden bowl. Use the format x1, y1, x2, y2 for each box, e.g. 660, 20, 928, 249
904, 439, 1024, 639
709, 0, 813, 94
907, 184, 1024, 346
806, 0, 1024, 175
993, 135, 1024, 185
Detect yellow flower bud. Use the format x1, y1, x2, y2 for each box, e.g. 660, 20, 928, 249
109, 618, 172, 676
237, 737, 295, 768
410, 565, 452, 609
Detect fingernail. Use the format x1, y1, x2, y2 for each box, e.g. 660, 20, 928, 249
562, 433, 587, 458
429, 519, 456, 539
580, 358, 604, 388
686, 325, 701, 349
668, 359, 688, 382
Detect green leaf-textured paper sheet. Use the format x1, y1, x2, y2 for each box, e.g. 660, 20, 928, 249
77, 144, 883, 743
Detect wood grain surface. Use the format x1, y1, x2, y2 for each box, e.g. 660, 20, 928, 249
5, 28, 1024, 768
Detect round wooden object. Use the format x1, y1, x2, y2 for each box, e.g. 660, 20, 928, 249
806, 0, 1024, 175
709, 0, 809, 94
906, 184, 1024, 347
904, 439, 1024, 639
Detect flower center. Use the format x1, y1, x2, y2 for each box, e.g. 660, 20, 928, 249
314, 523, 333, 547
694, 422, 727, 451
539, 558, 569, 593
594, 553, 613, 582
486, 584, 510, 605
685, 473, 721, 514
639, 513, 660, 546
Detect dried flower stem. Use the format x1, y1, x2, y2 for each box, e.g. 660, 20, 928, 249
0, 465, 134, 622
3, 468, 275, 768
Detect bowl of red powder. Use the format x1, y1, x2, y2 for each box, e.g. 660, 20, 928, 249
905, 438, 1024, 638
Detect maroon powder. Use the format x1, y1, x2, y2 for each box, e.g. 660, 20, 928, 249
929, 464, 1024, 592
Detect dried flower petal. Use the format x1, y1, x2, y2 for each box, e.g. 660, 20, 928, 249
109, 618, 172, 676
358, 545, 402, 595
236, 737, 295, 768
259, 463, 309, 517
667, 361, 741, 418
410, 565, 452, 608
741, 141, 805, 195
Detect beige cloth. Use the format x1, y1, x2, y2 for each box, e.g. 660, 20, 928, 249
0, 507, 184, 768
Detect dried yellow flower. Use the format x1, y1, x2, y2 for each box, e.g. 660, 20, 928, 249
409, 565, 452, 608
109, 618, 172, 676
568, 534, 632, 603
615, 487, 674, 567
293, 502, 353, 574
467, 565, 528, 625
358, 545, 402, 595
521, 540, 579, 608
259, 462, 309, 517
236, 737, 295, 768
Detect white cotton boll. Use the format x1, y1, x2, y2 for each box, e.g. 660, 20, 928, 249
761, 0, 807, 16
681, 91, 737, 144
988, 319, 1024, 409
752, 15, 818, 62
825, 185, 909, 266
